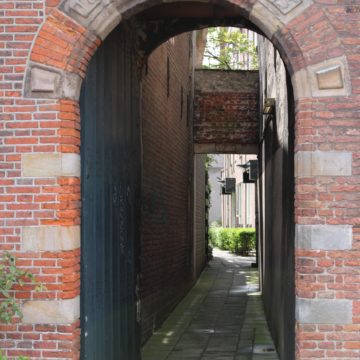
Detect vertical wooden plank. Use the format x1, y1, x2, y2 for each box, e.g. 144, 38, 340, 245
80, 24, 141, 360
95, 39, 107, 359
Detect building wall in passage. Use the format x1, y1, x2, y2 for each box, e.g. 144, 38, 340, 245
208, 154, 223, 225
221, 154, 257, 228
193, 69, 259, 154
140, 33, 196, 344
193, 154, 207, 277
258, 35, 295, 359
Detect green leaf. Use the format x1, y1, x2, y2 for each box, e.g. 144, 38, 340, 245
202, 27, 258, 70
0, 252, 44, 324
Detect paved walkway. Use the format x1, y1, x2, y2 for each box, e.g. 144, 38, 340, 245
142, 249, 279, 360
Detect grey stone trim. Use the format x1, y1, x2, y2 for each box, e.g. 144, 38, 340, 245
269, 0, 303, 15
295, 225, 352, 250
194, 143, 258, 155
308, 56, 351, 97
60, 0, 122, 40
296, 298, 352, 324
291, 68, 311, 100
22, 225, 80, 252
295, 151, 352, 177
316, 65, 343, 90
30, 66, 60, 93
22, 296, 80, 324
24, 63, 81, 100
254, 0, 313, 29
22, 153, 80, 178
292, 56, 352, 99
249, 2, 283, 38
194, 69, 259, 93
62, 153, 81, 177
59, 0, 312, 41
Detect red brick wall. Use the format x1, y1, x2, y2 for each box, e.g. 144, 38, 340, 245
258, 35, 295, 359
0, 3, 82, 358
289, 5, 360, 359
194, 69, 258, 150
140, 33, 195, 344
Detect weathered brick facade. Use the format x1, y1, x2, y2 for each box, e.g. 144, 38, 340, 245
193, 154, 207, 278
258, 34, 295, 358
140, 33, 197, 344
0, 0, 359, 359
194, 69, 259, 154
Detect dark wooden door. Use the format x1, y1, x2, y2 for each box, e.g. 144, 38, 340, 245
80, 24, 141, 360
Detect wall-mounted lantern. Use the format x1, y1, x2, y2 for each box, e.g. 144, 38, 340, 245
237, 160, 258, 183
263, 98, 275, 114
218, 177, 236, 195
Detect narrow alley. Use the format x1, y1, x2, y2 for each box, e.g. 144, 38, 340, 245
142, 249, 278, 360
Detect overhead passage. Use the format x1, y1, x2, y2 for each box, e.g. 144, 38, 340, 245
193, 69, 259, 154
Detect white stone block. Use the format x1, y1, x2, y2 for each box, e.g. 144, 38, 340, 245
31, 67, 61, 93
22, 296, 80, 324
308, 56, 351, 97
258, 0, 313, 24
61, 153, 81, 177
22, 153, 81, 178
22, 225, 80, 252
295, 225, 352, 250
250, 2, 283, 38
296, 298, 352, 324
295, 151, 352, 177
316, 65, 343, 90
61, 0, 122, 40
292, 68, 311, 100
22, 153, 61, 177
62, 72, 82, 100
25, 63, 84, 100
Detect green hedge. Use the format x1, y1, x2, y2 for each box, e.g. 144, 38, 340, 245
209, 227, 256, 256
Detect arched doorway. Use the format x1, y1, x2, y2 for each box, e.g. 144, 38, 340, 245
79, 4, 295, 358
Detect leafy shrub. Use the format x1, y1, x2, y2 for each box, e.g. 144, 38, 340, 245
209, 227, 256, 255
0, 351, 28, 360
210, 220, 221, 228
0, 252, 41, 324
208, 226, 221, 248
0, 252, 44, 360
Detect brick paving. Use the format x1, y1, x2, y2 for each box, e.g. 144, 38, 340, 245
142, 249, 279, 360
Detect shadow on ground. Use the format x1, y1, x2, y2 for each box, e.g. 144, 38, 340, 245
142, 249, 279, 360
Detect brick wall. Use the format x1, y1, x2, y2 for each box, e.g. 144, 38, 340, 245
193, 69, 258, 154
140, 33, 196, 344
258, 35, 295, 359
0, 2, 82, 358
0, 0, 359, 359
290, 6, 360, 358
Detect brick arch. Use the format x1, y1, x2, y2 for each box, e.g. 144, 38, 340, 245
24, 0, 352, 103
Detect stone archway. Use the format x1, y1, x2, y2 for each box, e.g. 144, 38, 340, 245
12, 1, 358, 359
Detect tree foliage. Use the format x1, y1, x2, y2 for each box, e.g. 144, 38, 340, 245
203, 27, 258, 70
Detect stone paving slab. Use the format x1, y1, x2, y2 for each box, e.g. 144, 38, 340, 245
142, 249, 279, 360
